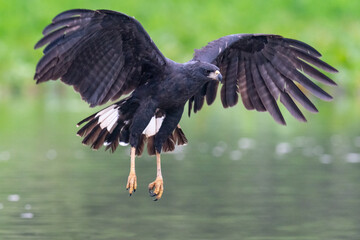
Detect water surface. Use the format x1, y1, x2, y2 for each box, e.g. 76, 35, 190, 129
1, 101, 359, 240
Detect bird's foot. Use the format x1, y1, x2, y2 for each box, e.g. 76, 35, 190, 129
148, 177, 164, 201
126, 172, 137, 196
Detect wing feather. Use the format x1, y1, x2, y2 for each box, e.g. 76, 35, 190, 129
237, 56, 254, 110
52, 9, 95, 22
250, 56, 285, 125
280, 37, 322, 57
295, 58, 337, 86
205, 81, 219, 105
244, 56, 266, 111
263, 61, 318, 113
194, 93, 205, 113
34, 9, 166, 107
190, 34, 337, 123
280, 92, 307, 122
262, 46, 333, 101
265, 43, 337, 86
188, 96, 194, 117
220, 52, 239, 108
35, 25, 80, 49
42, 17, 83, 35
255, 53, 280, 99
290, 48, 338, 73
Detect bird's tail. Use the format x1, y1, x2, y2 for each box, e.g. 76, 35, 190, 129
143, 125, 188, 155
76, 98, 135, 153
76, 99, 188, 155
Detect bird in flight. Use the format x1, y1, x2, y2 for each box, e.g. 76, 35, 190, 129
34, 9, 338, 200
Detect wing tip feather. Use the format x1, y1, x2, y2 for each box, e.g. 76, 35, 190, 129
323, 94, 333, 102
52, 9, 94, 22
276, 117, 287, 126
284, 38, 322, 57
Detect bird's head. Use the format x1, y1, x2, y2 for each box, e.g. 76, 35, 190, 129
207, 69, 222, 82
189, 61, 223, 83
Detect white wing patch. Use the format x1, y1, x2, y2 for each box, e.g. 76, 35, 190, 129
96, 105, 119, 132
119, 141, 129, 146
142, 115, 164, 137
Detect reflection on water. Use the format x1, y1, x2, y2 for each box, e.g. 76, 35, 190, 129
0, 106, 360, 239
346, 153, 360, 163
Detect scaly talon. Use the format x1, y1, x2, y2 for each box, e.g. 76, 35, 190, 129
148, 151, 164, 201
126, 172, 137, 196
126, 147, 137, 196
148, 177, 164, 200
126, 174, 137, 195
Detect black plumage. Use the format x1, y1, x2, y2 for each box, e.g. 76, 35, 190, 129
34, 9, 338, 156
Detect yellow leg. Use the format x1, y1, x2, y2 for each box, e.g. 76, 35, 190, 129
126, 147, 137, 196
148, 151, 164, 201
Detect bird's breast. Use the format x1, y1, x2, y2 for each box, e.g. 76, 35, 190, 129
154, 79, 195, 108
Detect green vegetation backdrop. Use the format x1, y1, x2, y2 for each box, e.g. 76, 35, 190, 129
1, 0, 359, 129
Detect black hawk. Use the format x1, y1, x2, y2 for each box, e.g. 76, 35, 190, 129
34, 9, 338, 200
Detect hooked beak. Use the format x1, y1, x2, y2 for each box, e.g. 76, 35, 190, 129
209, 70, 222, 82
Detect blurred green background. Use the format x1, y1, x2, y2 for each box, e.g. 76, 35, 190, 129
1, 0, 360, 239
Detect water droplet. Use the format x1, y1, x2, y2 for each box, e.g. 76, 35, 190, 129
46, 149, 57, 160
276, 142, 292, 155
345, 153, 360, 163
320, 154, 332, 164
8, 194, 20, 202
0, 151, 10, 161
230, 150, 242, 161
212, 146, 225, 157
238, 138, 255, 149
20, 213, 34, 219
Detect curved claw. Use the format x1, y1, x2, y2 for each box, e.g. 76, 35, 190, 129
148, 178, 164, 201
126, 172, 137, 196
148, 189, 157, 197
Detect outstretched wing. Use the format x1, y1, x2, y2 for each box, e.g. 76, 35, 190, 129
189, 34, 338, 124
34, 9, 167, 107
